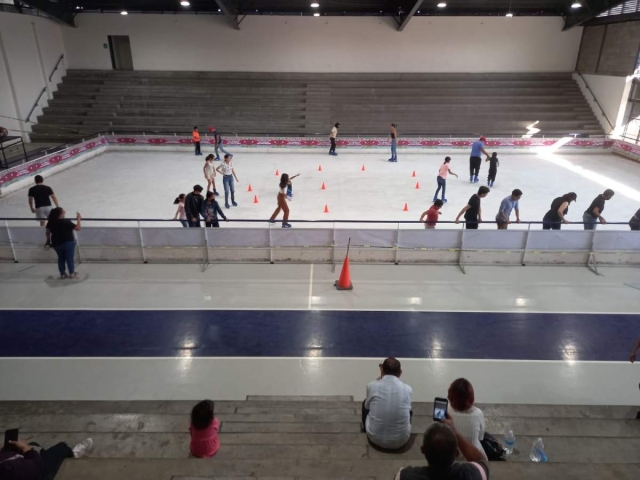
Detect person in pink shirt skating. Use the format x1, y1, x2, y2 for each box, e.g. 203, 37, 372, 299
433, 156, 458, 203
189, 400, 220, 458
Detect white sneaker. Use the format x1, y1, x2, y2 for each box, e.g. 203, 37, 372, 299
72, 438, 93, 458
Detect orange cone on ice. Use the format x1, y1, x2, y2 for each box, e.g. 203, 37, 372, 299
412, 170, 416, 177
324, 204, 329, 213
275, 169, 279, 176
361, 164, 366, 171
334, 237, 353, 291
321, 182, 326, 190
415, 182, 420, 189
248, 184, 253, 192
403, 202, 409, 211
253, 195, 259, 204
318, 164, 323, 171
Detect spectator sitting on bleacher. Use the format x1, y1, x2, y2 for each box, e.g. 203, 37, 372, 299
189, 400, 220, 458
394, 415, 489, 480
362, 358, 413, 450
448, 378, 487, 461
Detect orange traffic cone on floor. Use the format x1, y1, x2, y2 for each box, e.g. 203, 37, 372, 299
253, 195, 259, 204
321, 182, 326, 190
361, 164, 366, 171
318, 164, 323, 171
275, 169, 280, 176
334, 256, 353, 291
415, 182, 420, 189
248, 184, 253, 192
403, 202, 409, 211
412, 170, 416, 177
324, 204, 329, 213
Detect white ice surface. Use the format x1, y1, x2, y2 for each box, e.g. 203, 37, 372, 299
1, 150, 640, 229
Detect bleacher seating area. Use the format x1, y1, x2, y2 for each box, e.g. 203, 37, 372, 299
30, 71, 604, 142
5, 396, 639, 480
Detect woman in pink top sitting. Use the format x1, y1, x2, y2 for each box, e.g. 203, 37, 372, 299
189, 400, 220, 458
433, 156, 458, 204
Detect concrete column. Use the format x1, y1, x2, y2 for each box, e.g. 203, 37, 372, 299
0, 30, 28, 142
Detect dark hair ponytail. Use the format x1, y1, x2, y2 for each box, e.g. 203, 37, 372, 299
279, 173, 290, 189
174, 193, 185, 204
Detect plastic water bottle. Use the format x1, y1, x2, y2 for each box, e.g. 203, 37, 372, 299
503, 430, 515, 455
530, 438, 548, 462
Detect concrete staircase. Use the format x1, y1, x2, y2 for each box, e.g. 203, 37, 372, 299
1, 396, 638, 480
30, 71, 604, 143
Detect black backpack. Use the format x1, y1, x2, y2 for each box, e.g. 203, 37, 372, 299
480, 433, 506, 461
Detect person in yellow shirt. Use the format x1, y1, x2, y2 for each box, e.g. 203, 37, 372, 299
193, 126, 202, 156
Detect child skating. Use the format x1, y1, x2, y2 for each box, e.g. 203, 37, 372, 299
420, 199, 444, 229
433, 156, 458, 203
486, 152, 499, 187
193, 126, 201, 156
203, 154, 218, 195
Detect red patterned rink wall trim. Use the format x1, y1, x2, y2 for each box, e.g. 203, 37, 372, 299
0, 137, 107, 188
105, 135, 612, 149
611, 139, 640, 162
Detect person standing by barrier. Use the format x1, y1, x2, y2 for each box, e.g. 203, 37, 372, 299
486, 152, 499, 187
269, 173, 292, 228
216, 154, 239, 209
211, 127, 232, 161
28, 175, 59, 226
389, 123, 398, 162
173, 194, 188, 227
45, 208, 81, 279
469, 136, 489, 183
193, 126, 201, 156
420, 200, 443, 229
583, 189, 615, 230
542, 192, 577, 230
201, 191, 228, 228
630, 207, 640, 230
329, 122, 340, 156
433, 157, 458, 203
203, 154, 218, 195
496, 189, 522, 230
185, 185, 205, 227
455, 186, 490, 230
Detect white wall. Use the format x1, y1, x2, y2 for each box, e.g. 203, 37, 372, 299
581, 74, 632, 135
63, 14, 582, 73
0, 12, 66, 139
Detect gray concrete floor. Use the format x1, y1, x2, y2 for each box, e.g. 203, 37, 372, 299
1, 397, 637, 480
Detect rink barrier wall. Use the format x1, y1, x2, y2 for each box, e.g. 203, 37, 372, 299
2, 134, 638, 195
1, 222, 639, 269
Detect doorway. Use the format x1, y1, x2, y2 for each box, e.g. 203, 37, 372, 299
108, 35, 133, 70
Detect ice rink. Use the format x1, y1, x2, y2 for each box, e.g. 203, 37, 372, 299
2, 149, 640, 229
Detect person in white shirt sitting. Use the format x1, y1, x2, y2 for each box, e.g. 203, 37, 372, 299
362, 358, 413, 450
447, 378, 487, 461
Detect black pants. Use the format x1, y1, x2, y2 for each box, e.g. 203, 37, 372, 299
36, 442, 74, 480
465, 215, 479, 229
630, 218, 640, 231
469, 156, 481, 177
329, 137, 336, 154
542, 212, 561, 230
194, 141, 201, 155
205, 220, 220, 228
488, 169, 497, 183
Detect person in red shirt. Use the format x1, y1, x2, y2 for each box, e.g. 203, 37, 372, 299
420, 200, 443, 229
189, 400, 220, 458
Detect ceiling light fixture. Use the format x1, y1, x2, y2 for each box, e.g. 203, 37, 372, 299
437, 2, 446, 7
571, 2, 582, 8
310, 2, 319, 7
180, 1, 190, 5
313, 12, 320, 16
506, 12, 513, 17
120, 10, 128, 15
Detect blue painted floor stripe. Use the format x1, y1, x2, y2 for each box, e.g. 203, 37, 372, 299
1, 310, 637, 360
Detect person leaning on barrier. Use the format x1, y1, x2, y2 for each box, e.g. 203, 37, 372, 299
629, 207, 640, 231
495, 189, 522, 230
394, 413, 490, 480
583, 189, 614, 231
542, 192, 576, 230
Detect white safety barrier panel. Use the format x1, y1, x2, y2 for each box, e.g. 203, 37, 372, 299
1, 225, 639, 269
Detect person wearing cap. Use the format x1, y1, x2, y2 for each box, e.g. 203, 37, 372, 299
329, 122, 340, 156
583, 189, 614, 230
469, 137, 490, 183
389, 123, 398, 162
542, 192, 577, 230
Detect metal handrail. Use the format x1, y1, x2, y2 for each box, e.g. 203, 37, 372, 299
575, 70, 614, 132
48, 54, 65, 82
24, 87, 47, 123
